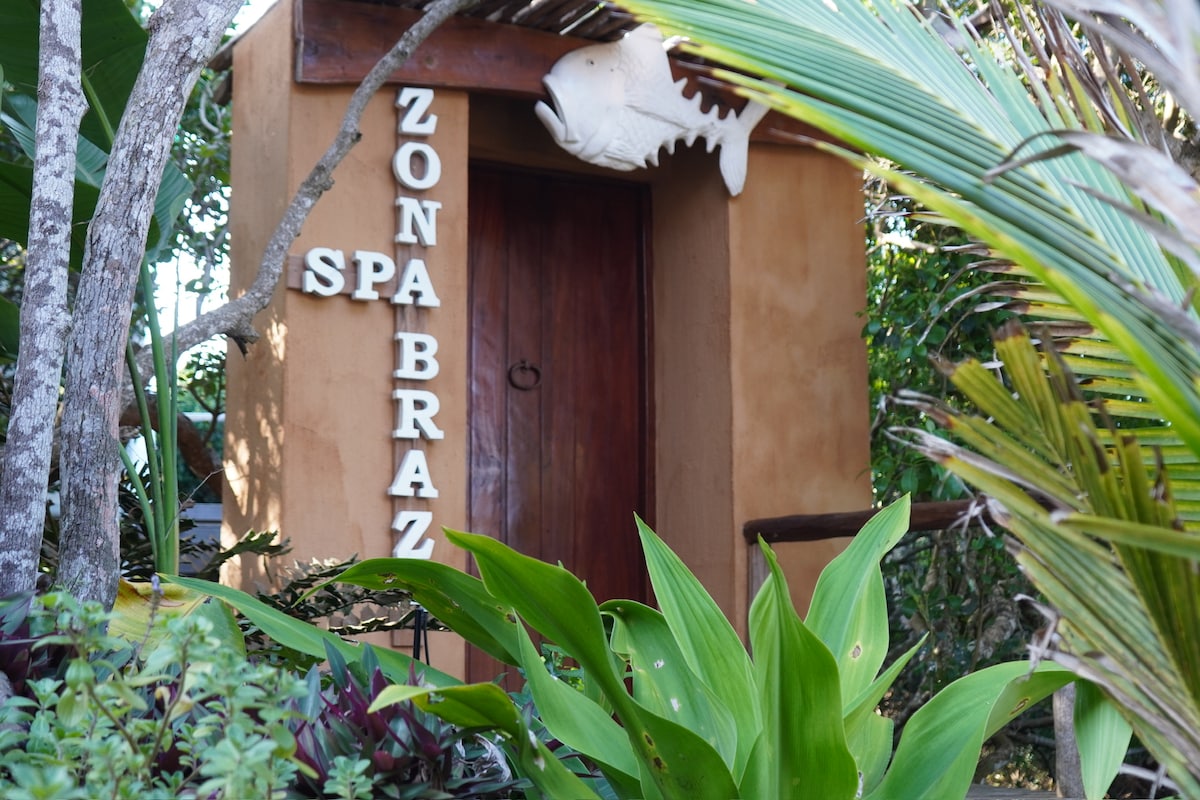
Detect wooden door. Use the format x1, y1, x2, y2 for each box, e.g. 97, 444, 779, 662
468, 164, 652, 682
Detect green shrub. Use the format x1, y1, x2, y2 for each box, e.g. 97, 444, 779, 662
0, 592, 306, 799
0, 590, 537, 799
337, 500, 1124, 799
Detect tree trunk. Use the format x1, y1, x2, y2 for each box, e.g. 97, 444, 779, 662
0, 0, 86, 598
57, 0, 242, 607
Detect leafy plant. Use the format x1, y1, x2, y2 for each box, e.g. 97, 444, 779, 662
171, 572, 597, 797
0, 593, 68, 704
290, 643, 524, 799
864, 204, 1002, 504
120, 261, 183, 577
0, 591, 307, 799
168, 573, 461, 688
863, 204, 1046, 773
315, 500, 1113, 799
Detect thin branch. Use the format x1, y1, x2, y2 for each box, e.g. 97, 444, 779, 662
141, 0, 480, 381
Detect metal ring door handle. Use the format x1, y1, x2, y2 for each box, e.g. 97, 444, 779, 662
508, 360, 541, 390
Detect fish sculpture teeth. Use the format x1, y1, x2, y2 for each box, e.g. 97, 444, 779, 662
535, 24, 769, 196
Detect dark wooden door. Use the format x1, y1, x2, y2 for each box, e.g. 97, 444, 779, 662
468, 165, 651, 682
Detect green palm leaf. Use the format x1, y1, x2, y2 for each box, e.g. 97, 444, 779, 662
905, 323, 1200, 792
619, 0, 1199, 447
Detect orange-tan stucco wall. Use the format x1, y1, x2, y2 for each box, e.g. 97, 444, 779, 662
226, 1, 871, 675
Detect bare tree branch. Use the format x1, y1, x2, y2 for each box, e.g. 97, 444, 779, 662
0, 0, 87, 597
143, 0, 480, 380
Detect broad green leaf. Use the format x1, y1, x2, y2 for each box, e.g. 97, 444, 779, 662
0, 161, 98, 271
147, 157, 193, 261
806, 496, 910, 704
447, 530, 617, 687
636, 516, 760, 778
736, 733, 770, 800
2, 95, 108, 187
846, 710, 893, 796
0, 7, 189, 264
868, 662, 1076, 800
604, 599, 739, 769
369, 684, 428, 712
321, 556, 520, 664
165, 574, 458, 686
627, 703, 740, 800
414, 683, 520, 731
451, 529, 741, 799
0, 0, 148, 149
513, 618, 640, 789
748, 542, 858, 800
844, 636, 926, 728
844, 637, 925, 795
1074, 681, 1133, 800
109, 578, 206, 648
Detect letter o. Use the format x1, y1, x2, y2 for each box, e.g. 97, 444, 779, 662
393, 141, 441, 191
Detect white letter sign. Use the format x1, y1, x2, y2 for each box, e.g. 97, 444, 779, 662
393, 141, 442, 191
395, 197, 442, 246
396, 87, 437, 135
391, 510, 435, 559
302, 247, 345, 296
394, 332, 440, 380
392, 258, 441, 307
392, 389, 445, 440
351, 250, 396, 301
388, 449, 440, 498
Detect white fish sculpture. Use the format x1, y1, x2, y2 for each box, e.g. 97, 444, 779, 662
535, 24, 769, 196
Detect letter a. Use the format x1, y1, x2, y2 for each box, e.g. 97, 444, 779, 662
388, 450, 439, 498
392, 258, 440, 307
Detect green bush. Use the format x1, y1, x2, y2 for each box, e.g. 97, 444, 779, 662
0, 591, 526, 799
0, 592, 306, 799
326, 499, 1123, 799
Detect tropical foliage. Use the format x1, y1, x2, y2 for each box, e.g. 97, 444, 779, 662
614, 0, 1200, 792
289, 645, 524, 799
203, 499, 1116, 800
0, 589, 541, 799
0, 593, 307, 799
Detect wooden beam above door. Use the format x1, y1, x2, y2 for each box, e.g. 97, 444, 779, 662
296, 0, 573, 96
293, 0, 832, 146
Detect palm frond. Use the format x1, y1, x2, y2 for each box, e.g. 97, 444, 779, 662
904, 323, 1200, 793
620, 0, 1200, 449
